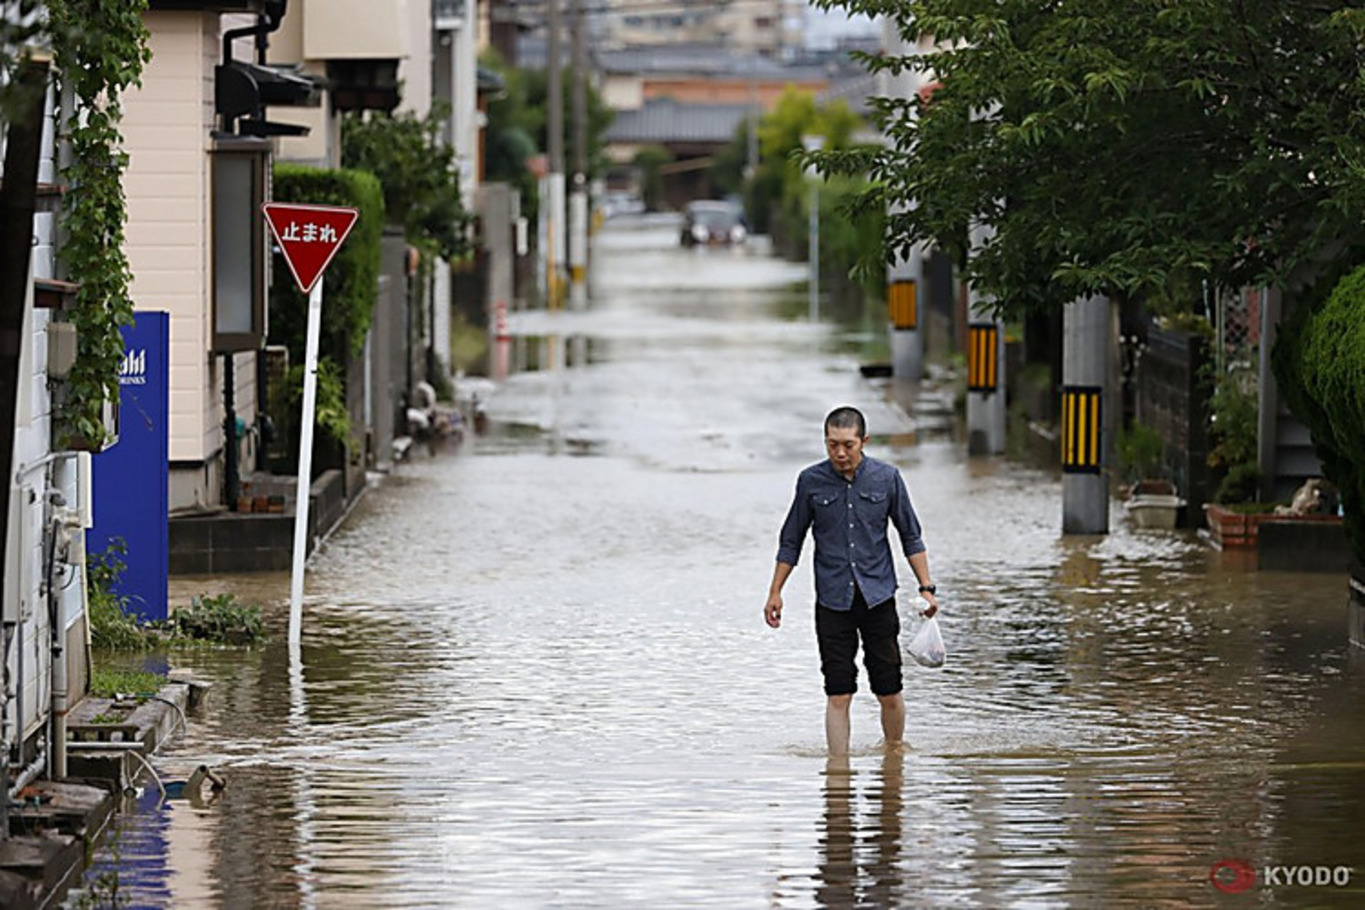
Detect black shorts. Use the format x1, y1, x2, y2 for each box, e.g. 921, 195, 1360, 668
815, 588, 903, 697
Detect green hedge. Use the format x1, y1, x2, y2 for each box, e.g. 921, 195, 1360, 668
269, 165, 384, 362
1275, 264, 1365, 563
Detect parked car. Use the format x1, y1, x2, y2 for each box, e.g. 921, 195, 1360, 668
681, 200, 747, 247
600, 190, 645, 218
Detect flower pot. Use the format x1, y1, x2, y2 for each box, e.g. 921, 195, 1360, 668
1125, 494, 1185, 530
1204, 503, 1255, 548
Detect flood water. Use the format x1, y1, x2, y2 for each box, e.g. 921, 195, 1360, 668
77, 216, 1365, 908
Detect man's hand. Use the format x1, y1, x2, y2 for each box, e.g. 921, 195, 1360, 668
764, 594, 784, 628
920, 591, 939, 619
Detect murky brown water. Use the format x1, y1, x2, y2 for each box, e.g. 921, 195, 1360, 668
75, 216, 1365, 908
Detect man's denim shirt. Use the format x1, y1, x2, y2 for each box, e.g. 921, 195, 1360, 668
776, 455, 925, 610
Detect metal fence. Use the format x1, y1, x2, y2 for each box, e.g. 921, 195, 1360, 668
1216, 286, 1262, 377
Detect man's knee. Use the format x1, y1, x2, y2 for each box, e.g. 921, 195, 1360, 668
827, 694, 854, 711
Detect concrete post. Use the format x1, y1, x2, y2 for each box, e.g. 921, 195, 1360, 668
568, 0, 588, 312
1062, 294, 1111, 534
881, 22, 923, 386
543, 173, 566, 310
965, 223, 1005, 455
887, 243, 924, 384
545, 0, 565, 309
568, 189, 587, 311
482, 184, 516, 379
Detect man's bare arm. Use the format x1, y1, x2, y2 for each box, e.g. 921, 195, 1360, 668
765, 562, 795, 628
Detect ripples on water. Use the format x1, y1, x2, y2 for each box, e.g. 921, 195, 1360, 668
75, 218, 1365, 908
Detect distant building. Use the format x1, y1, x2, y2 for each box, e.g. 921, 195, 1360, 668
513, 0, 806, 60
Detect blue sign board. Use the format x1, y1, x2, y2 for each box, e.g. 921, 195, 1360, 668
87, 311, 170, 622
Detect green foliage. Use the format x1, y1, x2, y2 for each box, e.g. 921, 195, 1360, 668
271, 164, 384, 359
167, 593, 264, 645
88, 541, 266, 649
482, 53, 541, 222
89, 667, 166, 698
341, 106, 469, 261
49, 0, 152, 447
0, 3, 44, 119
812, 0, 1365, 316
742, 88, 863, 237
632, 145, 673, 211
1276, 265, 1365, 561
1207, 365, 1261, 504
1117, 421, 1166, 484
269, 166, 381, 448
718, 88, 882, 305
709, 119, 754, 197
283, 358, 351, 446
86, 540, 151, 651
481, 49, 616, 224
816, 175, 886, 308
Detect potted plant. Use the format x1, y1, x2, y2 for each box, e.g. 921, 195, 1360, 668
1118, 420, 1185, 528
1202, 361, 1266, 546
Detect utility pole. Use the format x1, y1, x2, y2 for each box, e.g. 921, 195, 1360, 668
545, 0, 566, 309
745, 57, 758, 180
886, 236, 924, 386
965, 221, 1006, 455
1062, 295, 1112, 534
882, 20, 922, 387
568, 0, 589, 311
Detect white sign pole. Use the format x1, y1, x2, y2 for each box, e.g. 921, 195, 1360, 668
288, 280, 324, 650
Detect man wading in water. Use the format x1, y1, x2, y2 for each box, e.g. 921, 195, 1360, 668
764, 406, 939, 755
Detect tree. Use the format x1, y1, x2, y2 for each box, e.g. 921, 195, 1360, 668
481, 50, 616, 222
816, 0, 1365, 561
743, 86, 861, 238
341, 106, 468, 261
632, 145, 672, 211
816, 1, 1365, 313
1276, 266, 1365, 561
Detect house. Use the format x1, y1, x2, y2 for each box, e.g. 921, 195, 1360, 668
1, 48, 90, 823
594, 45, 828, 204
266, 0, 488, 465
115, 0, 328, 574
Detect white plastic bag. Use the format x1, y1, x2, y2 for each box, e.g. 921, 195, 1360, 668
907, 615, 947, 668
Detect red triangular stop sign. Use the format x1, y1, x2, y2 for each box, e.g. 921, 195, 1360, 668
263, 203, 360, 294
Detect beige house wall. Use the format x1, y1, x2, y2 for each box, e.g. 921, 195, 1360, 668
400, 0, 432, 116
124, 10, 262, 511
271, 0, 421, 163
303, 0, 406, 59
643, 77, 827, 107
269, 97, 339, 167
601, 75, 644, 112
123, 11, 216, 470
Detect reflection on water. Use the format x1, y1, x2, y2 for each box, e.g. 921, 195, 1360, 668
73, 217, 1365, 908
816, 749, 906, 909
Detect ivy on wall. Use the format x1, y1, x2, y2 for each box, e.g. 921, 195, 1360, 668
49, 0, 151, 447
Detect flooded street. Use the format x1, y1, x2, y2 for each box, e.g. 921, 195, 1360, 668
83, 216, 1365, 907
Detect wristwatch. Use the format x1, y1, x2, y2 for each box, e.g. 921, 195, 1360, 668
918, 584, 937, 595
